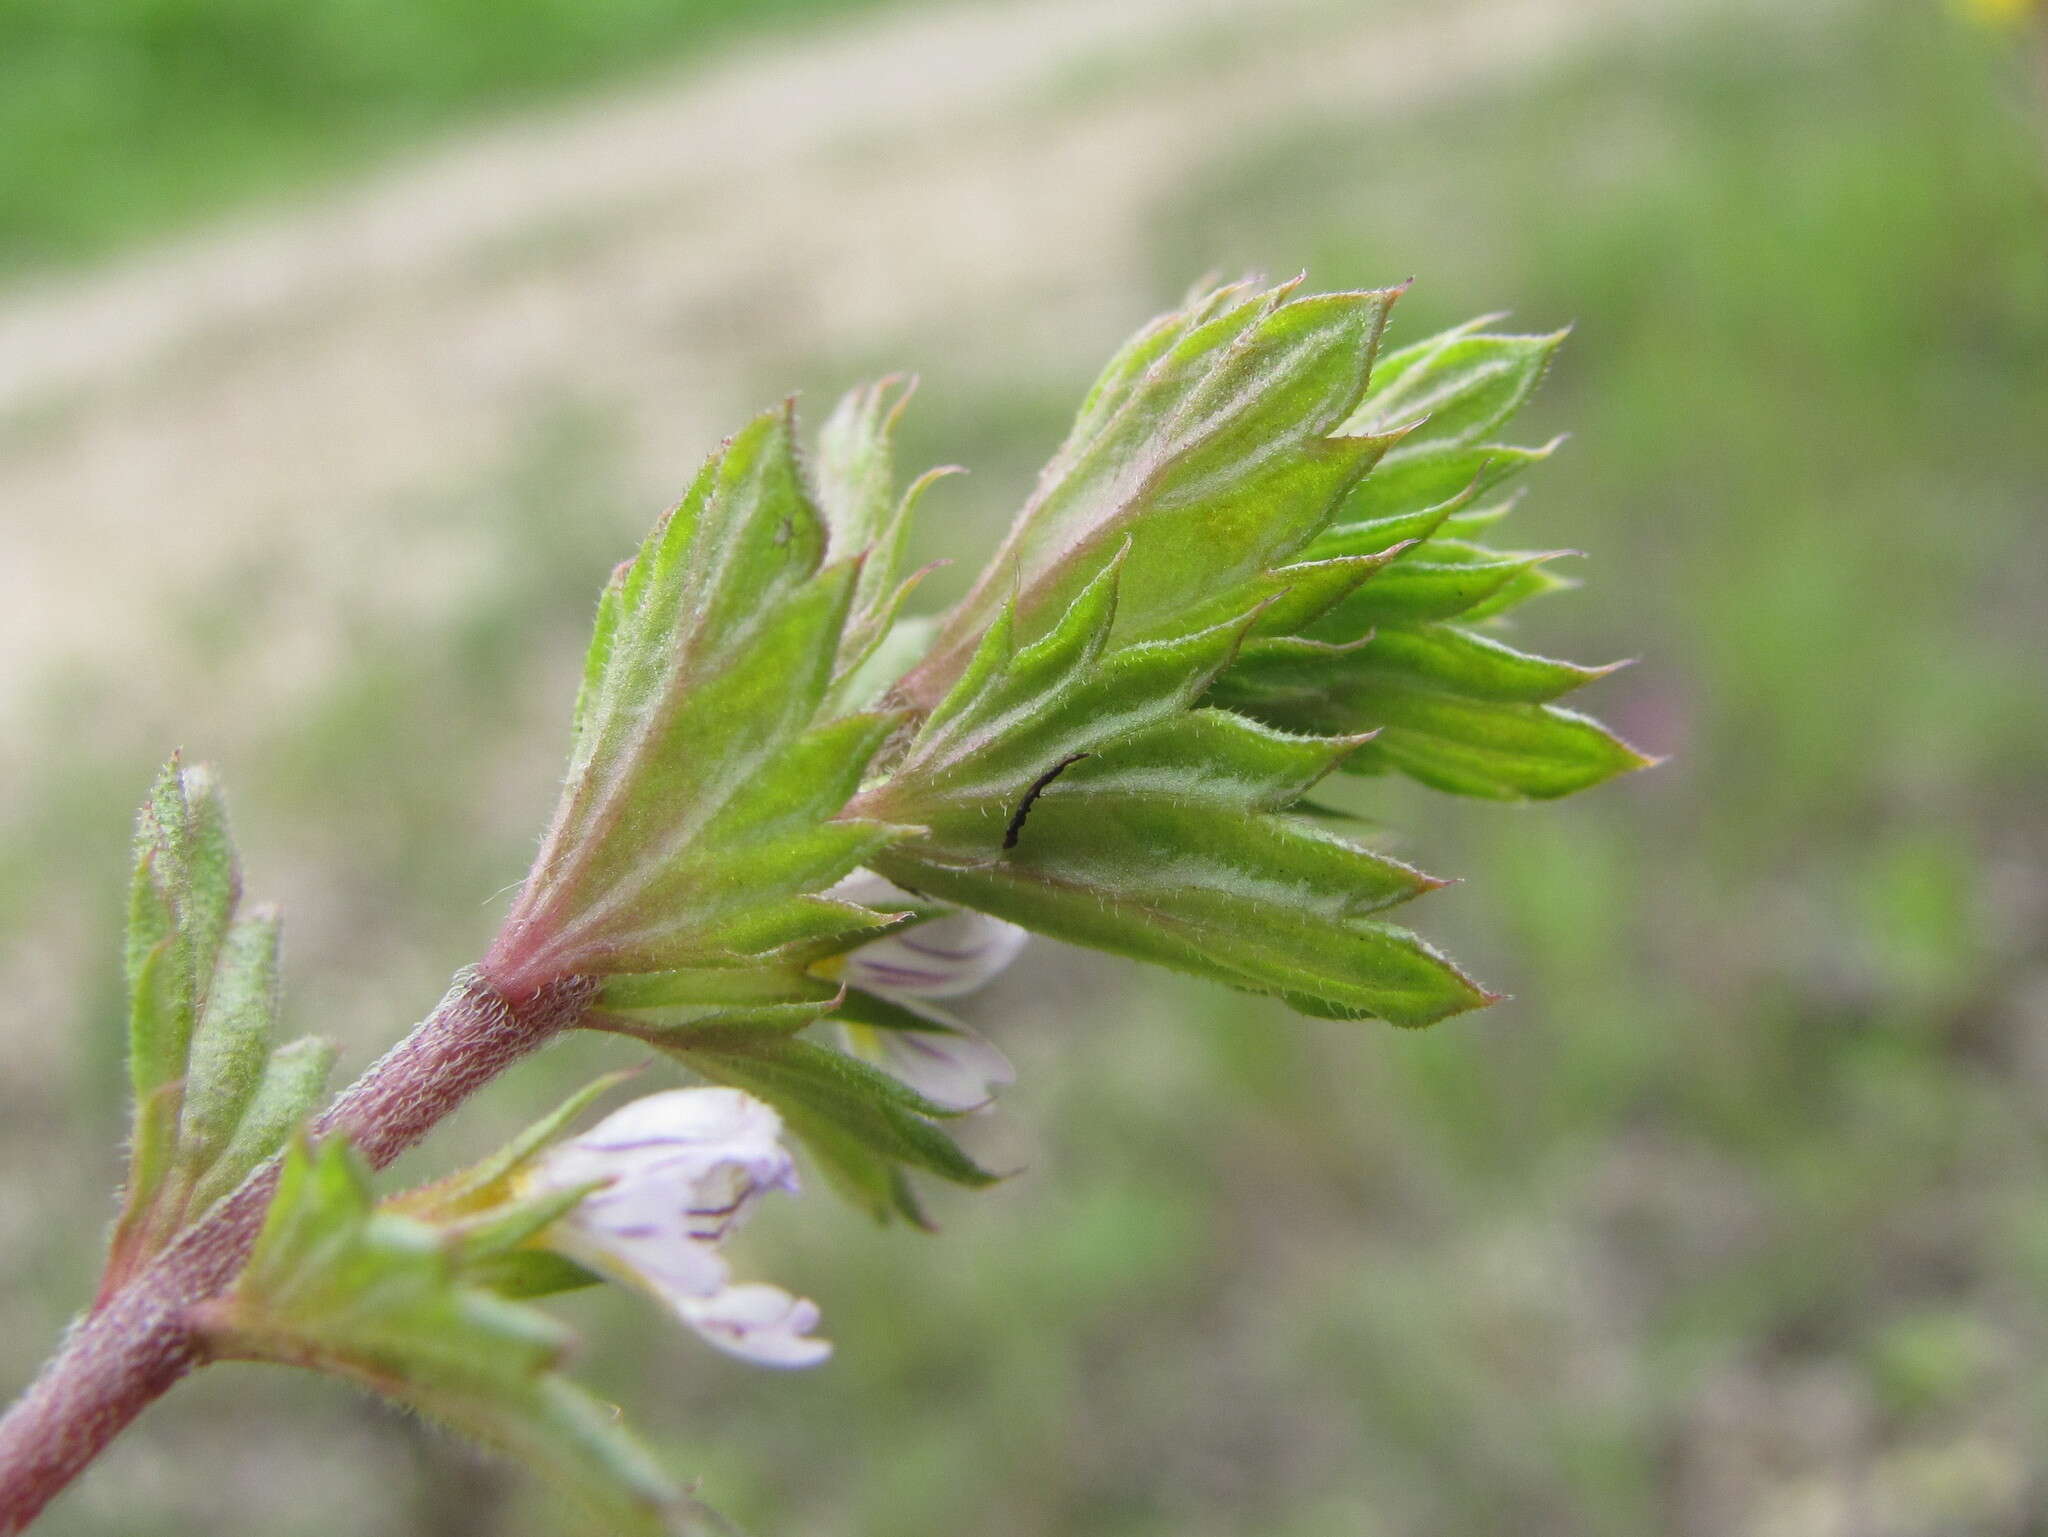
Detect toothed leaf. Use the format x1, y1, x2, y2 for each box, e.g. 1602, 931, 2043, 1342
893, 559, 1260, 811
1308, 543, 1572, 631
815, 376, 910, 561
874, 709, 1485, 1027
1209, 317, 1647, 803
499, 406, 918, 990
203, 1137, 707, 1536
179, 907, 283, 1171
1347, 624, 1622, 704
901, 280, 1403, 700
184, 1036, 336, 1216
126, 758, 239, 1104
621, 1022, 997, 1201
1342, 326, 1564, 445
110, 762, 332, 1285
861, 293, 1568, 1027
812, 376, 951, 690
1214, 625, 1651, 800
1362, 694, 1655, 800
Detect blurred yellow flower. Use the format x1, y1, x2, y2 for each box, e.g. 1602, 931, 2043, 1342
1958, 0, 2039, 27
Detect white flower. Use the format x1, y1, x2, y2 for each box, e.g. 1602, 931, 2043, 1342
825, 870, 1026, 1111
830, 870, 1031, 1001
675, 1285, 830, 1369
528, 1088, 829, 1368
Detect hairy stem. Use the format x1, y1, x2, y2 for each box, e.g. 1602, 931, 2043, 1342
0, 967, 596, 1534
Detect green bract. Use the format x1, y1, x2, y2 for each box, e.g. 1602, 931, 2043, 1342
54, 275, 1652, 1537
195, 1133, 714, 1537
853, 537, 1490, 1025
896, 277, 1407, 693
477, 276, 1648, 1221
108, 758, 334, 1289
486, 404, 918, 998
853, 280, 1647, 1024
1210, 313, 1657, 798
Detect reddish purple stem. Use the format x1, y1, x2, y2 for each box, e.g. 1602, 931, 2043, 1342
0, 967, 596, 1534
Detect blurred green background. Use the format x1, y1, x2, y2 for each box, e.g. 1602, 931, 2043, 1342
2, 0, 2045, 1533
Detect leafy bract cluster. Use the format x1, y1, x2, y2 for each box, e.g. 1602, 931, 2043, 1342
485, 403, 917, 997
107, 758, 334, 1291
101, 771, 695, 1532
194, 1116, 720, 1537
851, 279, 1648, 1026
80, 276, 1650, 1534
476, 275, 1648, 1222
474, 395, 997, 1223
1209, 315, 1654, 798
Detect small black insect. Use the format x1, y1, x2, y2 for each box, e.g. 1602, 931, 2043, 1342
1003, 752, 1090, 850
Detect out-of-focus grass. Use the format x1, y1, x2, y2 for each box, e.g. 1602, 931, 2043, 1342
5, 2, 2047, 1535
0, 0, 924, 279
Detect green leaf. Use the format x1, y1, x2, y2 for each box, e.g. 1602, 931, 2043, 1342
814, 376, 911, 563
125, 938, 193, 1119
603, 708, 905, 961
104, 1081, 185, 1289
374, 1073, 652, 1293
853, 295, 1571, 1027
806, 1122, 938, 1229
1345, 624, 1625, 704
1212, 627, 1653, 800
184, 1036, 336, 1216
1341, 324, 1565, 447
1201, 315, 1653, 803
592, 891, 917, 1033
126, 757, 240, 1105
599, 962, 842, 1030
885, 546, 1258, 809
1362, 694, 1656, 801
1315, 323, 1570, 609
834, 987, 976, 1036
872, 710, 1487, 1027
495, 404, 921, 991
386, 1070, 638, 1228
179, 907, 283, 1171
812, 375, 952, 690
611, 1020, 997, 1206
202, 1136, 706, 1536
1305, 543, 1573, 631
1337, 439, 1558, 532
467, 1249, 605, 1301
899, 278, 1404, 704
110, 762, 334, 1283
211, 1137, 567, 1377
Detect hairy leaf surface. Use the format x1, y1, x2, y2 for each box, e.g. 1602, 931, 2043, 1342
493, 406, 919, 991
899, 279, 1404, 702
594, 1016, 996, 1225
1210, 316, 1652, 800
204, 1137, 709, 1536
109, 761, 334, 1284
